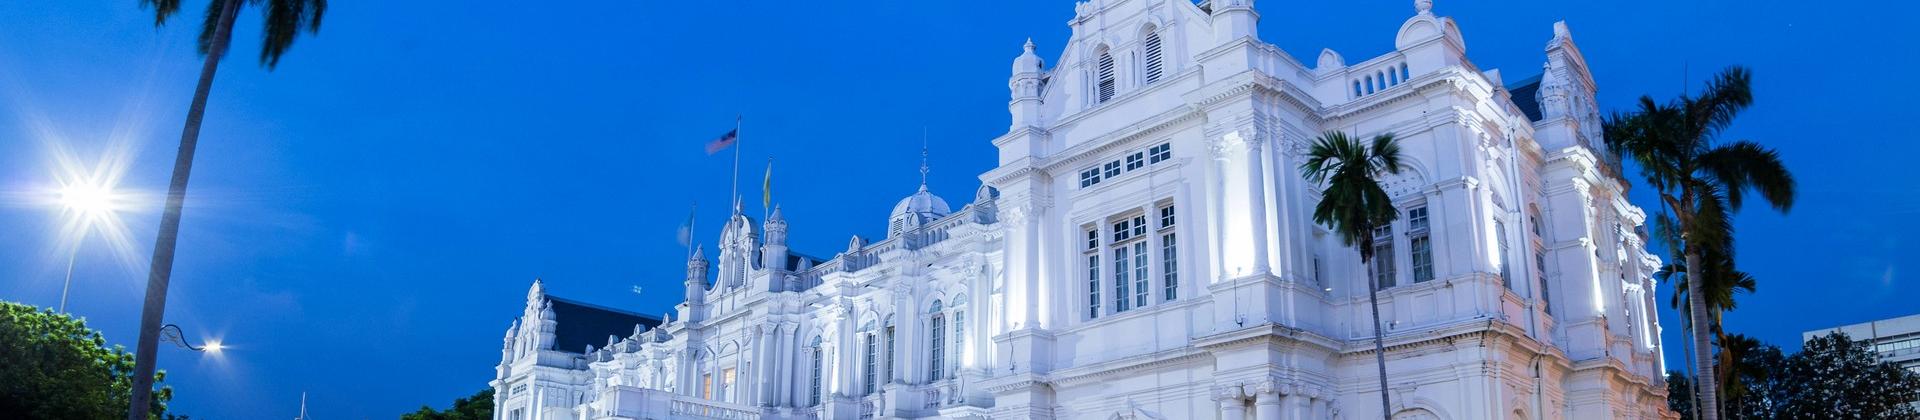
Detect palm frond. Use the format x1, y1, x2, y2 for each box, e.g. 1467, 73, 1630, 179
1698, 140, 1796, 213
139, 0, 183, 26
258, 0, 327, 69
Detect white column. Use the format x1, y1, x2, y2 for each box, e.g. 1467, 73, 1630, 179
1215, 386, 1248, 420
1241, 131, 1272, 276
1282, 393, 1308, 419
756, 325, 776, 406
1255, 392, 1282, 420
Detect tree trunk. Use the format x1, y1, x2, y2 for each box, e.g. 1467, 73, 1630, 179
126, 0, 239, 418
1368, 266, 1391, 420
1684, 249, 1719, 420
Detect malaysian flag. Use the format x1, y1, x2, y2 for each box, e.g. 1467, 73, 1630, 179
705, 128, 739, 155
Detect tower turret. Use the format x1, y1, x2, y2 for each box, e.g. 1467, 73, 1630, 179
1009, 39, 1044, 129
679, 245, 702, 322
1209, 0, 1259, 45
762, 206, 790, 280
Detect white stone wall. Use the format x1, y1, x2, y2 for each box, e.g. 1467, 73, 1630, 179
490, 1, 1674, 419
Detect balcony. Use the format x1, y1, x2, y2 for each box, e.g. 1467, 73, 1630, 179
591, 385, 760, 420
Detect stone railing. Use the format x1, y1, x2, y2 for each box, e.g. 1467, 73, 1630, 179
593, 385, 759, 420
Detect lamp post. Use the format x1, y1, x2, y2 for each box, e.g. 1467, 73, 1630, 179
55, 178, 121, 313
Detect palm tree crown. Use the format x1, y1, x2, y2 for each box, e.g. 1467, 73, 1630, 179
1301, 131, 1406, 262
141, 0, 327, 68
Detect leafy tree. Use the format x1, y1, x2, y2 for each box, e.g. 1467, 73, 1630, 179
0, 302, 177, 419
126, 0, 326, 417
1777, 332, 1920, 419
1668, 370, 1697, 419
1665, 332, 1920, 419
1299, 130, 1404, 420
401, 388, 494, 420
1604, 66, 1796, 420
1718, 334, 1786, 419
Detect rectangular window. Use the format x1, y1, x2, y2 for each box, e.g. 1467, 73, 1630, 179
1086, 254, 1101, 319
1086, 228, 1099, 250
1104, 160, 1122, 178
702, 374, 714, 400
1497, 221, 1513, 290
1159, 205, 1176, 228
929, 315, 945, 379
1371, 225, 1396, 291
1162, 232, 1178, 301
1409, 206, 1433, 283
1113, 219, 1132, 242
883, 326, 895, 382
809, 349, 822, 405
1126, 152, 1145, 171
1114, 244, 1132, 313
1133, 241, 1149, 307
863, 334, 877, 394
1536, 250, 1552, 315
722, 368, 737, 403
1149, 143, 1172, 164
1079, 168, 1101, 188
1411, 235, 1434, 283
1312, 256, 1324, 288
953, 311, 965, 363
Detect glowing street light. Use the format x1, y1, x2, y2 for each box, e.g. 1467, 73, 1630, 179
158, 324, 221, 354
53, 170, 130, 313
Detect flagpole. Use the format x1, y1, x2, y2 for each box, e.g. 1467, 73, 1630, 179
730, 115, 743, 215
686, 202, 697, 262
763, 156, 773, 224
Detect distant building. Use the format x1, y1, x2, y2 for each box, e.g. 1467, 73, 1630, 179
489, 0, 1676, 419
1803, 313, 1920, 376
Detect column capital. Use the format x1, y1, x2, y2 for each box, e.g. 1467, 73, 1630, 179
1211, 384, 1246, 402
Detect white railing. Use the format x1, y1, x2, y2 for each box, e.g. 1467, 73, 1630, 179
667, 398, 761, 420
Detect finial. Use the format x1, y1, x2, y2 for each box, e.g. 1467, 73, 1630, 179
691, 245, 705, 260
1553, 21, 1570, 39
1416, 0, 1432, 14
1024, 38, 1036, 52
919, 127, 931, 188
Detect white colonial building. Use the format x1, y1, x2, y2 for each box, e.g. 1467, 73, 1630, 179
490, 1, 1677, 419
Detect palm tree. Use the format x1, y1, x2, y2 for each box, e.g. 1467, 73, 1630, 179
1601, 66, 1794, 420
1300, 131, 1404, 420
125, 0, 325, 418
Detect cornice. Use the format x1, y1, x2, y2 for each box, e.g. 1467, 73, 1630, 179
1047, 347, 1211, 387
1037, 106, 1203, 173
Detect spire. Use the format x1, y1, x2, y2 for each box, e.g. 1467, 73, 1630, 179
527, 278, 545, 303
919, 128, 931, 189
1416, 0, 1433, 14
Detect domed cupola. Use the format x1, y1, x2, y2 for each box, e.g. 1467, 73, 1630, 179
888, 184, 951, 237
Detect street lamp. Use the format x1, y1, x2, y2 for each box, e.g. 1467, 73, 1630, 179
157, 324, 221, 353
54, 170, 127, 313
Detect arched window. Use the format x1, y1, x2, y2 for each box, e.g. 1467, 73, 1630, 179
809, 335, 824, 406
1378, 71, 1388, 90
1096, 47, 1117, 103
928, 300, 946, 379
1401, 63, 1411, 81
1365, 76, 1376, 94
1142, 30, 1163, 85
1389, 69, 1399, 85
1354, 81, 1364, 98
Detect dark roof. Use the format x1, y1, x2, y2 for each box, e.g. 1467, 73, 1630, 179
547, 296, 661, 354
1507, 75, 1544, 122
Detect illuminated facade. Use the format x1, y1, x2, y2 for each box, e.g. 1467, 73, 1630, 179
490, 0, 1675, 419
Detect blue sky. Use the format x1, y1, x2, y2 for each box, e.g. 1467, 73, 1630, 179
0, 0, 1913, 418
